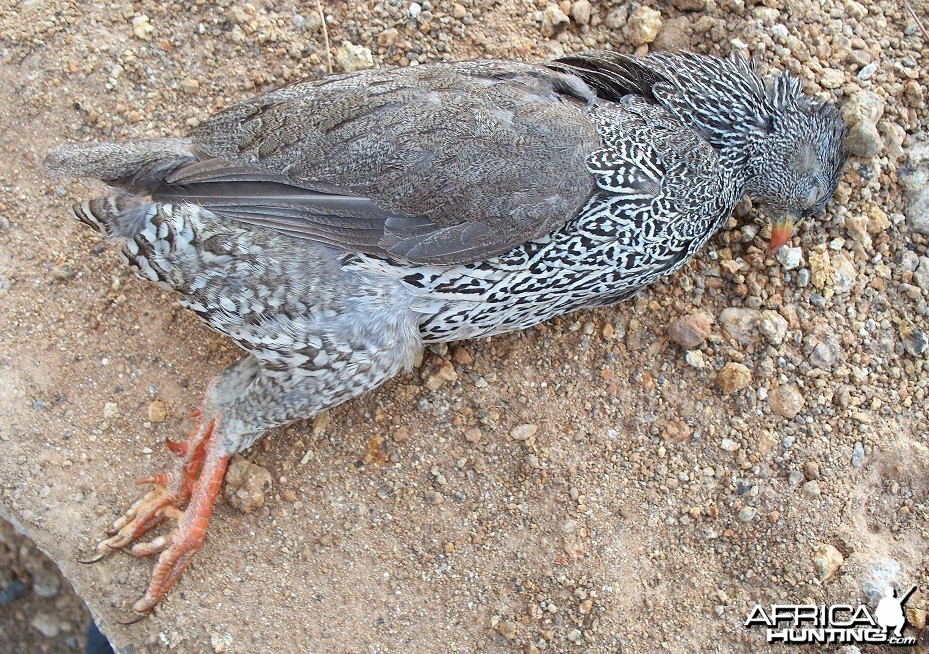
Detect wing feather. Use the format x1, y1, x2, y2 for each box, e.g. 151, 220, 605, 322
170, 61, 600, 264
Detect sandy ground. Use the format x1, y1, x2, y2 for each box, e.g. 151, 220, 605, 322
0, 0, 927, 652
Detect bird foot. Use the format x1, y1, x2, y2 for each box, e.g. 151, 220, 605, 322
81, 411, 210, 564
79, 485, 183, 563
82, 413, 231, 621
126, 442, 230, 620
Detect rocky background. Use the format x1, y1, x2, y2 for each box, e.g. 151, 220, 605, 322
0, 0, 927, 652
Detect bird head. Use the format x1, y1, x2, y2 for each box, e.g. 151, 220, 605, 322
744, 76, 848, 251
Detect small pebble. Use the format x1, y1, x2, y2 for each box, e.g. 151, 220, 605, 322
148, 400, 167, 423
717, 362, 751, 394
812, 544, 844, 581
719, 438, 740, 452
851, 442, 864, 468
334, 41, 374, 73
718, 308, 760, 344
738, 506, 757, 522
803, 460, 820, 480
759, 310, 788, 345
802, 480, 821, 497
570, 0, 592, 25
846, 121, 882, 158
31, 613, 60, 638
667, 314, 711, 348
899, 323, 928, 356
423, 360, 458, 390
626, 5, 662, 46
819, 68, 844, 88
768, 385, 804, 419
223, 456, 272, 513
496, 620, 517, 640
510, 423, 538, 441
857, 62, 877, 80
776, 247, 803, 270
51, 264, 74, 280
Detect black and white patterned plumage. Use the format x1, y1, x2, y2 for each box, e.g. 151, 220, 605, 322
48, 51, 847, 455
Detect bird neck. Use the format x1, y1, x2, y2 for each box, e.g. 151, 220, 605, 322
655, 56, 806, 182
680, 96, 773, 177
716, 130, 770, 187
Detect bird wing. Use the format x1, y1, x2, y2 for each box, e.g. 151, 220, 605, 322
155, 61, 600, 265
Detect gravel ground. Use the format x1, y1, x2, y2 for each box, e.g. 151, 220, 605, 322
0, 1, 927, 652
1, 519, 89, 653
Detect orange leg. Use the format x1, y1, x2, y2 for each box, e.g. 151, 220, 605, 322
80, 410, 210, 562
82, 411, 231, 621
127, 445, 231, 620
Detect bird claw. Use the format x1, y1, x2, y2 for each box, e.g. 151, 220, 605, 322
77, 551, 108, 565
80, 415, 230, 622
80, 485, 178, 568
118, 610, 151, 626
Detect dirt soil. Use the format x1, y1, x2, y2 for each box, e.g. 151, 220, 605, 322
1, 1, 927, 653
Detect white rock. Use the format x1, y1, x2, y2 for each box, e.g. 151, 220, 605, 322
842, 90, 885, 126
819, 68, 845, 89
132, 14, 153, 40
720, 437, 740, 452
570, 0, 592, 25
846, 120, 883, 158
913, 256, 929, 293
737, 506, 757, 521
771, 23, 788, 40
718, 307, 760, 343
510, 423, 539, 441
844, 0, 867, 19
776, 246, 803, 270
541, 4, 570, 36
759, 311, 788, 345
335, 40, 374, 73
685, 349, 706, 369
626, 6, 662, 46
880, 121, 906, 161
604, 6, 628, 29
831, 253, 857, 293
900, 142, 929, 235
857, 62, 877, 80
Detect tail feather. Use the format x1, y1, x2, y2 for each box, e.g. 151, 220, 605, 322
72, 194, 154, 239
44, 138, 197, 194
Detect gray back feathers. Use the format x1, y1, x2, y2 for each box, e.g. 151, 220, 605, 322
46, 51, 846, 268
173, 61, 601, 264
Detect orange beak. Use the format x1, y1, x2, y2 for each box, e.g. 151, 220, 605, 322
768, 216, 795, 251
